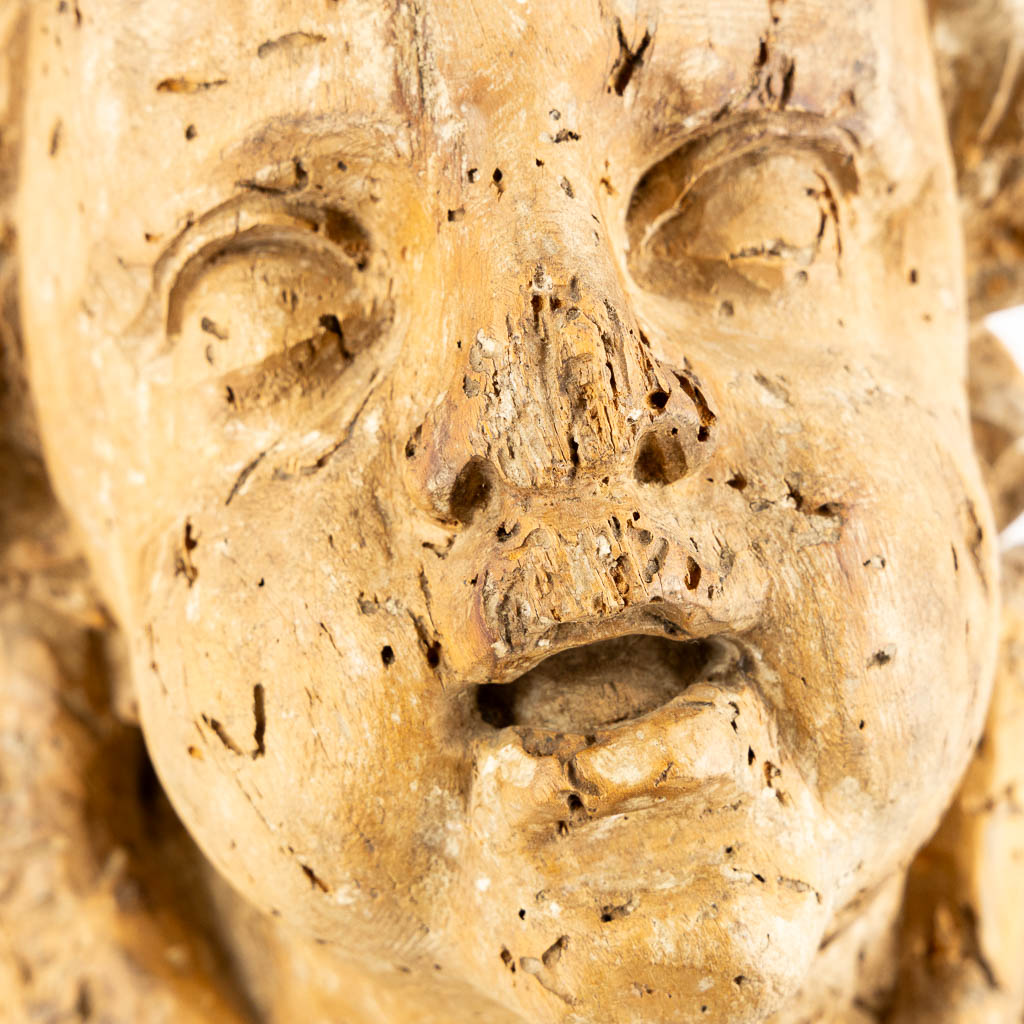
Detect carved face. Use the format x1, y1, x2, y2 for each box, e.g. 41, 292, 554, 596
18, 0, 999, 1020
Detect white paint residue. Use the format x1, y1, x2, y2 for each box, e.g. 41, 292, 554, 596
478, 744, 538, 789
361, 408, 381, 438
475, 329, 498, 356
648, 918, 678, 964
583, 745, 649, 789
185, 585, 201, 623
444, 820, 463, 859
496, 388, 517, 424
332, 881, 361, 906
303, 62, 323, 95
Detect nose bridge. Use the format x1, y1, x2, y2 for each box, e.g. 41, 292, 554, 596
421, 268, 663, 505
506, 266, 664, 481
404, 217, 717, 522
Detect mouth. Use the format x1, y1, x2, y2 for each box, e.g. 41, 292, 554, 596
475, 634, 723, 734
463, 632, 831, 972
468, 632, 780, 833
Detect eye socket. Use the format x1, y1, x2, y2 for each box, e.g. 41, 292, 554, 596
626, 121, 856, 303
167, 213, 388, 411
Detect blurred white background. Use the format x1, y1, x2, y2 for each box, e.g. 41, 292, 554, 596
986, 304, 1024, 548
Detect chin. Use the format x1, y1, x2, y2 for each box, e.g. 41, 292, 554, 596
449, 635, 836, 1023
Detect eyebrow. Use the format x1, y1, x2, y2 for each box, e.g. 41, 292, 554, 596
146, 111, 411, 243
227, 112, 413, 171
122, 114, 404, 343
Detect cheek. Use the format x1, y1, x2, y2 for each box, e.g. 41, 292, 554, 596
129, 474, 467, 944
751, 404, 997, 879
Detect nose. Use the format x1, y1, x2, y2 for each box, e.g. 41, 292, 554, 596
403, 264, 717, 524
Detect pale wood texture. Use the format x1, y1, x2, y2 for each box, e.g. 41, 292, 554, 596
2, 1, 1023, 1022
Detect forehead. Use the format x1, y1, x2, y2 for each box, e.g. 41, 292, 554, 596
31, 0, 925, 253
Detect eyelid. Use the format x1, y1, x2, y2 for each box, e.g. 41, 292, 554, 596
165, 224, 362, 337
126, 194, 369, 349
626, 115, 859, 255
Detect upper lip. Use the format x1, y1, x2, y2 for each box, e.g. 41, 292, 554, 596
468, 597, 742, 689
431, 498, 769, 689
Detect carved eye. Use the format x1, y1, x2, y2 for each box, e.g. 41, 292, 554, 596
626, 125, 855, 301
167, 211, 387, 411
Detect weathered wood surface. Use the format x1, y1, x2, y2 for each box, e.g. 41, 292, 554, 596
2, 1, 1024, 1021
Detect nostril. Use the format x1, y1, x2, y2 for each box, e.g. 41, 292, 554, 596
634, 428, 688, 486
448, 457, 494, 524
496, 521, 520, 542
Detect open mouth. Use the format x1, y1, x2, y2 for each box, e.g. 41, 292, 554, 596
475, 634, 720, 734
468, 632, 773, 832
